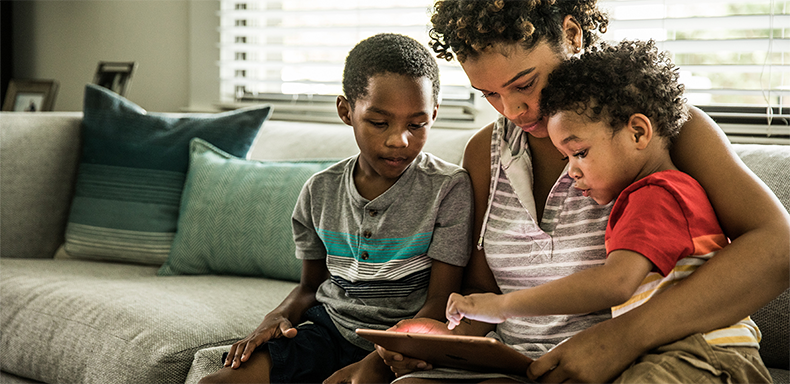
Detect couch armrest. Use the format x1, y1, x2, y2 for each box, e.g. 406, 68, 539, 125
0, 112, 83, 258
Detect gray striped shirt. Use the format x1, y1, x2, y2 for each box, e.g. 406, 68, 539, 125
293, 152, 473, 350
482, 116, 613, 359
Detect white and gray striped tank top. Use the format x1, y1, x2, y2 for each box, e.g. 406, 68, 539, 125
482, 116, 614, 359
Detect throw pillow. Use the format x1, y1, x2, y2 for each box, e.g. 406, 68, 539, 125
64, 84, 271, 265
157, 138, 337, 281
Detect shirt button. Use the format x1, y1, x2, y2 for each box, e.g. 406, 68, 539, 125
361, 251, 369, 260
363, 231, 372, 239
369, 210, 378, 217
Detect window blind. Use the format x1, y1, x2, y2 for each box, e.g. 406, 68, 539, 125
217, 0, 481, 127
218, 0, 788, 142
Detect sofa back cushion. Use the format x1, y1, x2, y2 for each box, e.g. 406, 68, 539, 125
249, 119, 477, 166
0, 112, 83, 259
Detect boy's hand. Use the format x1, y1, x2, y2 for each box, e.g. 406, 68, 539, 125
376, 344, 433, 377
224, 315, 297, 369
375, 318, 449, 376
446, 292, 506, 330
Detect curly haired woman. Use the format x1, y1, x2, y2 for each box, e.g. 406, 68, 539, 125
374, 1, 790, 383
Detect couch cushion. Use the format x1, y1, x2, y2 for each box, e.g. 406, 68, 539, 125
249, 119, 477, 166
752, 288, 790, 370
157, 139, 337, 280
734, 143, 790, 213
0, 371, 43, 384
0, 258, 297, 384
185, 346, 226, 384
63, 84, 270, 265
0, 112, 83, 259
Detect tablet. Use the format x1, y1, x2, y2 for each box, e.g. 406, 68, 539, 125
356, 328, 532, 374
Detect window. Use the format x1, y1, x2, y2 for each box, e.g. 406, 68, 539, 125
218, 0, 788, 143
598, 0, 789, 144
218, 0, 483, 127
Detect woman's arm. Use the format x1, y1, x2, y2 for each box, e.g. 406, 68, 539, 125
669, 106, 789, 326
461, 123, 501, 296
416, 260, 465, 320
457, 123, 501, 338
528, 106, 790, 383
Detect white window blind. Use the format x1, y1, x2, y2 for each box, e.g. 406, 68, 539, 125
219, 0, 789, 142
217, 0, 481, 127
598, 0, 788, 144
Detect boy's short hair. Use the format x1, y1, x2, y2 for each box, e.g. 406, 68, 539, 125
343, 33, 440, 108
540, 39, 689, 144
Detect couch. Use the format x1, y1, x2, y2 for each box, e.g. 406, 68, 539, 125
1, 111, 787, 384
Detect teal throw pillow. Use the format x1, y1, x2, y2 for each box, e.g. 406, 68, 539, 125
157, 138, 337, 281
64, 84, 271, 265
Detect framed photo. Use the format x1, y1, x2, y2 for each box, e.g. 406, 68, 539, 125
2, 79, 60, 112
93, 61, 137, 97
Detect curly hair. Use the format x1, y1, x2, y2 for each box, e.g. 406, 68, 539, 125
539, 39, 689, 145
342, 33, 440, 108
429, 0, 608, 62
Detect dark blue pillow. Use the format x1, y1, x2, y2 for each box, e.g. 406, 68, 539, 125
64, 84, 271, 265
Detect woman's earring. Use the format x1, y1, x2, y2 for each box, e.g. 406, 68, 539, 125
574, 46, 581, 53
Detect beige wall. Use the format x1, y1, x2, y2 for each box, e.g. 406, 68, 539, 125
11, 0, 219, 113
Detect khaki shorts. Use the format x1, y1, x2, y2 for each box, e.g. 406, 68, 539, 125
615, 333, 772, 383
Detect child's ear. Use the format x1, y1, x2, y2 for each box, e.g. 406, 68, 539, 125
627, 113, 653, 150
431, 103, 439, 121
336, 95, 353, 126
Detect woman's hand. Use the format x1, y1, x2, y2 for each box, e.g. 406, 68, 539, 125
527, 318, 638, 383
375, 318, 451, 376
224, 315, 297, 369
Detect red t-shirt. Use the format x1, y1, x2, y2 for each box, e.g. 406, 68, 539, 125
605, 170, 728, 276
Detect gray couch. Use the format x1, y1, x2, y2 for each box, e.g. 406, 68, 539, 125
1, 112, 787, 384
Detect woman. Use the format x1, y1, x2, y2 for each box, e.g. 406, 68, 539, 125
379, 1, 789, 382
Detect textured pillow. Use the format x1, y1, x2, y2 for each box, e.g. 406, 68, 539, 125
64, 84, 271, 265
157, 138, 337, 281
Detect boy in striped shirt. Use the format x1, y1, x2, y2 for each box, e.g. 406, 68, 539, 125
446, 39, 769, 382
201, 33, 473, 384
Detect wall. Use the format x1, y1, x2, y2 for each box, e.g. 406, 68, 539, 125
11, 0, 219, 113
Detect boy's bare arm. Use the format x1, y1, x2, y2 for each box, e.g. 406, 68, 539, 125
447, 251, 653, 327
224, 259, 329, 368
271, 258, 330, 321
367, 260, 465, 378
415, 260, 465, 321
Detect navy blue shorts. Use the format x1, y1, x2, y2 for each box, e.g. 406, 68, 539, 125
223, 305, 370, 383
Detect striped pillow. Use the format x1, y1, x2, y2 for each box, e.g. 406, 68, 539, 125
157, 138, 337, 280
63, 84, 270, 265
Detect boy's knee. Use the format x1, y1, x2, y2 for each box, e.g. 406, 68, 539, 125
197, 372, 222, 384
197, 367, 244, 384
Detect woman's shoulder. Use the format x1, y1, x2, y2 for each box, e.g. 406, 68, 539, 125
464, 122, 495, 163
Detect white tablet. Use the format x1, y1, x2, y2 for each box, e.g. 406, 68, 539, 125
356, 328, 532, 374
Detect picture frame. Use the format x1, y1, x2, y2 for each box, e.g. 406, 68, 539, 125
93, 61, 137, 97
1, 79, 60, 112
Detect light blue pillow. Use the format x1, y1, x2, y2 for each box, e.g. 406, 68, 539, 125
64, 84, 271, 265
158, 138, 337, 281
